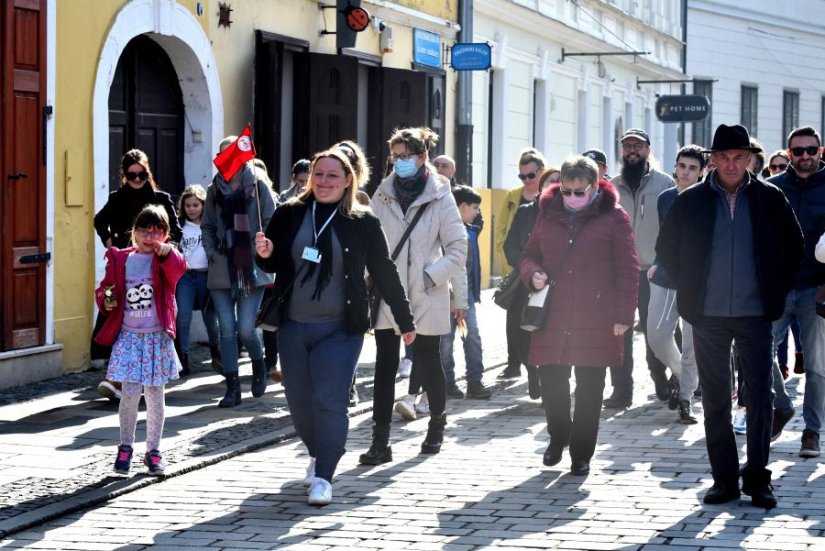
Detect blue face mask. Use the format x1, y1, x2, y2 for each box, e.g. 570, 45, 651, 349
394, 158, 418, 178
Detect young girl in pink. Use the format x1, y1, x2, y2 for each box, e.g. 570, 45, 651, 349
94, 205, 187, 476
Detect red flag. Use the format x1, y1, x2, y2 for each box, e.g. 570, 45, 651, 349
213, 125, 256, 181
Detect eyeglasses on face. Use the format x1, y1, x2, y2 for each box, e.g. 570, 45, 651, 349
769, 163, 788, 171
390, 153, 420, 162
125, 170, 148, 181
136, 228, 164, 239
517, 172, 538, 181
790, 146, 820, 157
622, 142, 648, 152
559, 183, 593, 197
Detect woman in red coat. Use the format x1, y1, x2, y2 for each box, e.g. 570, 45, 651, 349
520, 155, 639, 476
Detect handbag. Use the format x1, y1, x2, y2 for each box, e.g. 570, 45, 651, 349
492, 269, 524, 310
520, 217, 590, 332
369, 202, 430, 328
256, 263, 306, 331
816, 285, 825, 318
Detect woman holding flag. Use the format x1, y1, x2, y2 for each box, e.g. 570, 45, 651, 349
202, 129, 276, 407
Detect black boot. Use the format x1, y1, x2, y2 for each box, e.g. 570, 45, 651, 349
179, 353, 191, 377
421, 413, 447, 454
741, 469, 777, 509
210, 346, 224, 376
218, 373, 242, 408
251, 358, 267, 398
651, 371, 670, 402
667, 376, 680, 410
359, 423, 392, 465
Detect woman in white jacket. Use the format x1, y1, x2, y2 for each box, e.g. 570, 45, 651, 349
359, 127, 468, 465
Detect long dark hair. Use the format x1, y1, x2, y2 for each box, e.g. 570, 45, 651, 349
120, 149, 157, 190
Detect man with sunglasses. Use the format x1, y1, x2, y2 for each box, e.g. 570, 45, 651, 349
604, 129, 675, 409
656, 123, 802, 509
494, 148, 546, 380
767, 126, 825, 459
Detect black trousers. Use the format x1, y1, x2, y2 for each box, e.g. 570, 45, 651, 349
609, 270, 667, 395
505, 307, 523, 370
372, 331, 445, 424
539, 365, 607, 462
692, 316, 774, 483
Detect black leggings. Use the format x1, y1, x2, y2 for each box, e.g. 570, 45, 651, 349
372, 331, 445, 424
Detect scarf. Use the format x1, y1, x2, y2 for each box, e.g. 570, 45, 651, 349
393, 165, 429, 213
214, 167, 257, 297
299, 198, 339, 300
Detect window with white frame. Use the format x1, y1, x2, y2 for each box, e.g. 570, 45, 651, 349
783, 90, 800, 145
740, 85, 758, 138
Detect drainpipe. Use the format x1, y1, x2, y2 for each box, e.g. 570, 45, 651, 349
455, 0, 473, 186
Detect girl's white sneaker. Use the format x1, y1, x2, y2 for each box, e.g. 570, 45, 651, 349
307, 478, 332, 506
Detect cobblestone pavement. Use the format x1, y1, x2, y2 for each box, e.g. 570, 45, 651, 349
0, 291, 822, 548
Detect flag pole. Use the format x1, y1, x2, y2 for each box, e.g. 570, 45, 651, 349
248, 123, 263, 230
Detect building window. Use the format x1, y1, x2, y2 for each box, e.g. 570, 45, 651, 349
821, 97, 825, 145
692, 80, 713, 148
740, 85, 758, 137
783, 90, 800, 144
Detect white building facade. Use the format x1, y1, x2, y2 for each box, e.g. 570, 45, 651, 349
687, 0, 825, 153
472, 0, 685, 194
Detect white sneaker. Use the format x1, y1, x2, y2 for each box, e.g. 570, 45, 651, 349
415, 392, 430, 415
395, 395, 417, 420
307, 478, 332, 506
398, 358, 412, 378
303, 457, 316, 489
97, 380, 122, 401
733, 407, 747, 435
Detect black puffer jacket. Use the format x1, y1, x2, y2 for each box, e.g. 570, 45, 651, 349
255, 200, 415, 335
94, 184, 182, 248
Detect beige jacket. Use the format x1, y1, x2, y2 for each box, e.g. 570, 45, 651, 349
611, 166, 675, 269
371, 171, 468, 336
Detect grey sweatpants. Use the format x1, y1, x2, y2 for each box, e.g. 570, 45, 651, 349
647, 281, 699, 401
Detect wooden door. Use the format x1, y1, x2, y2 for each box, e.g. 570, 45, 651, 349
254, 32, 284, 188
108, 35, 184, 197
1, 0, 48, 350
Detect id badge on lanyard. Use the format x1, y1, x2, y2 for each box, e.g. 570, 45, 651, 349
303, 202, 336, 264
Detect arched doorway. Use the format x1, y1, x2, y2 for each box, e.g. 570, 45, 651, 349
108, 35, 184, 197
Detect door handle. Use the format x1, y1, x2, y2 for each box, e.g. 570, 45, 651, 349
7, 172, 28, 181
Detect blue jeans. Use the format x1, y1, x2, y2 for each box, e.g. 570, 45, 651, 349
211, 288, 265, 374
175, 270, 220, 354
772, 287, 825, 434
440, 300, 484, 385
277, 319, 363, 482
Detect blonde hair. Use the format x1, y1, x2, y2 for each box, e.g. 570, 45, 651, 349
294, 149, 367, 218
336, 140, 371, 188
518, 148, 546, 170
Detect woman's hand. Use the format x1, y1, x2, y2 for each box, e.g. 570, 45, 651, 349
613, 323, 630, 336
255, 232, 273, 258
647, 265, 657, 280
531, 271, 548, 291
153, 241, 172, 257
402, 331, 416, 345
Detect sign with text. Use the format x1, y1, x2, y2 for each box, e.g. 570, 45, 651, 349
655, 95, 710, 122
451, 43, 492, 71
413, 28, 441, 68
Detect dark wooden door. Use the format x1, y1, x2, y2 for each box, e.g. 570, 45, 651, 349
0, 0, 48, 350
292, 52, 359, 162
254, 32, 284, 187
108, 35, 184, 197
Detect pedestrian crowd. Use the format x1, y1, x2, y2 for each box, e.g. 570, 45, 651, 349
90, 120, 824, 509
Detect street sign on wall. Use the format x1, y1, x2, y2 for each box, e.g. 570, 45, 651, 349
451, 43, 492, 71
413, 28, 441, 68
655, 95, 710, 122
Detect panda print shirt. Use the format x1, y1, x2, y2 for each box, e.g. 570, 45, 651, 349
122, 252, 163, 333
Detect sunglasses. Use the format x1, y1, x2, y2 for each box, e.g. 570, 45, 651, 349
560, 183, 593, 197
769, 163, 788, 171
125, 170, 149, 181
517, 172, 538, 181
790, 146, 820, 157
136, 228, 164, 239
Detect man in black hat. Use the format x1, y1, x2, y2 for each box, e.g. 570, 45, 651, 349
582, 148, 609, 180
656, 124, 803, 509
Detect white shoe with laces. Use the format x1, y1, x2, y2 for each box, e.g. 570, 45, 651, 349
307, 478, 332, 506
733, 407, 747, 435
303, 457, 316, 491
415, 392, 430, 415
395, 394, 417, 420
398, 358, 412, 378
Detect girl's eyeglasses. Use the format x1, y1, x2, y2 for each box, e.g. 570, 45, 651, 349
559, 184, 593, 197
136, 228, 164, 239
125, 170, 148, 181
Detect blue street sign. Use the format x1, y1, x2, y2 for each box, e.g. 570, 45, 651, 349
413, 29, 441, 68
451, 43, 492, 71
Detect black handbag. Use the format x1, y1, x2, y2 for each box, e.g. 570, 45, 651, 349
368, 202, 429, 328
256, 263, 306, 331
492, 269, 524, 310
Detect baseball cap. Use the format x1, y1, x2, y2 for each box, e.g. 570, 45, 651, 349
620, 128, 650, 144
582, 149, 607, 166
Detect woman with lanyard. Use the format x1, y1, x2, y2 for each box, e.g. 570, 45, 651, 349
255, 147, 414, 506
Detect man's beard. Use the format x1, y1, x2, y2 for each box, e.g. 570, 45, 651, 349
794, 158, 819, 173
621, 158, 647, 185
